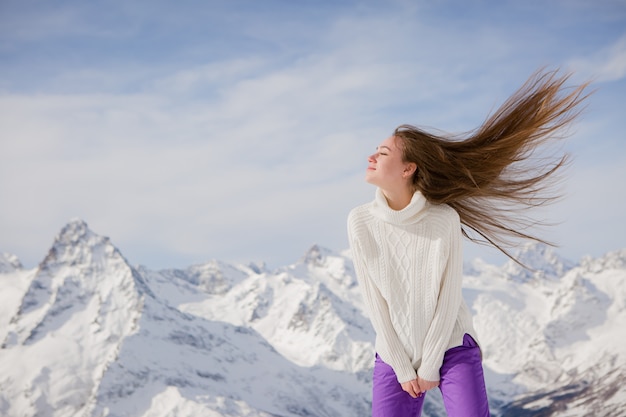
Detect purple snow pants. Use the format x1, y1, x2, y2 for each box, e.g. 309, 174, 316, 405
372, 334, 489, 417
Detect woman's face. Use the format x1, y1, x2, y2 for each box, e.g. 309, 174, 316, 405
365, 136, 414, 190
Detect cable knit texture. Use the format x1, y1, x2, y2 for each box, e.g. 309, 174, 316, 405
347, 189, 477, 383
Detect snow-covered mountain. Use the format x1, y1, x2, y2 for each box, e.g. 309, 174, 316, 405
1, 219, 624, 417
465, 245, 626, 416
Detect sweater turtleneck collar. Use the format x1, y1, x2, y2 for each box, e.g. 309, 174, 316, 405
369, 188, 429, 225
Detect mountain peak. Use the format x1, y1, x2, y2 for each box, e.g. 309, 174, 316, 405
39, 219, 113, 270
7, 219, 146, 348
0, 253, 23, 274
581, 248, 626, 273
503, 241, 575, 281
300, 244, 336, 266
56, 218, 93, 243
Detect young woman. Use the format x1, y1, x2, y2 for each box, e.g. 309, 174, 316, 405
347, 70, 589, 417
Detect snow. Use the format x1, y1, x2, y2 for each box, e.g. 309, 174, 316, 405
0, 252, 23, 273
0, 268, 33, 343
1, 219, 625, 416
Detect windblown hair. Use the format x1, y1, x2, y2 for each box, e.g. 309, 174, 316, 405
394, 69, 590, 263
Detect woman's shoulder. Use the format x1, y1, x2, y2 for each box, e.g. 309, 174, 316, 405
425, 202, 461, 228
347, 202, 374, 226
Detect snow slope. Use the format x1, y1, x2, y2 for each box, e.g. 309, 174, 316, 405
0, 220, 370, 417
1, 220, 624, 416
467, 245, 626, 416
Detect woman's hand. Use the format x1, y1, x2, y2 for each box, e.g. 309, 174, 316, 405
417, 376, 439, 392
400, 379, 421, 398
401, 376, 440, 398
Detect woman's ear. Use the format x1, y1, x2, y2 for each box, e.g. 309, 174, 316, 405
403, 162, 417, 179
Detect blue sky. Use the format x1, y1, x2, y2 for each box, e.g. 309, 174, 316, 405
1, 0, 625, 269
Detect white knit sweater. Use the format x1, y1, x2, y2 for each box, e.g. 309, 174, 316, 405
347, 188, 477, 383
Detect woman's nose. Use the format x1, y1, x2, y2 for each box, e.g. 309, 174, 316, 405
368, 153, 377, 162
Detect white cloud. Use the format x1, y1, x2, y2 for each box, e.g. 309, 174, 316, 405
568, 34, 626, 83
1, 1, 624, 269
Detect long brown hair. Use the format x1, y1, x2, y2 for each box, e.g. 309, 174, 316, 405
394, 69, 590, 263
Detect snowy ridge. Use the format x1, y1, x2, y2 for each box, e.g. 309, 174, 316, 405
178, 247, 374, 375
0, 219, 146, 416
0, 220, 371, 417
0, 254, 32, 345
467, 243, 626, 416
500, 242, 576, 282
0, 252, 22, 273
0, 220, 625, 416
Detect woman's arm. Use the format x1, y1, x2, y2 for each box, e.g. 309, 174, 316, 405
348, 214, 417, 383
417, 213, 464, 382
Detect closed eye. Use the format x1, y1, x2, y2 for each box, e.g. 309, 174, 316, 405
376, 145, 392, 156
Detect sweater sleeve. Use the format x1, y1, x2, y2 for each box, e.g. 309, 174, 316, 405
417, 213, 464, 382
347, 212, 417, 383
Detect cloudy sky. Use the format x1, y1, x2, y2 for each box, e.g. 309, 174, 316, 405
1, 0, 625, 270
